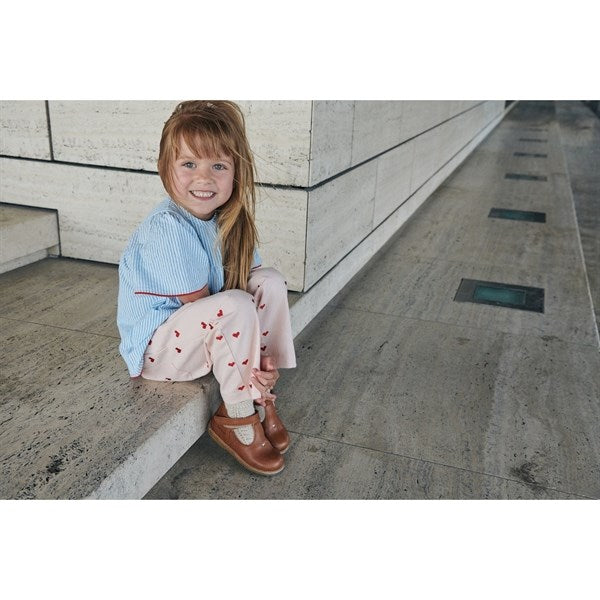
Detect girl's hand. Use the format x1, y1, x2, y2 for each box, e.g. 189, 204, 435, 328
251, 355, 280, 405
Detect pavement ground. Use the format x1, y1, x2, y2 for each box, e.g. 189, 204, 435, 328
145, 100, 600, 500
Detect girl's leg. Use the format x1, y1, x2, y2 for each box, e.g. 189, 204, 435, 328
246, 267, 297, 369
142, 289, 283, 474
141, 289, 263, 405
246, 268, 295, 453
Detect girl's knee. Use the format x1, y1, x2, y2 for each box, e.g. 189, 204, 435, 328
219, 289, 257, 318
254, 267, 287, 292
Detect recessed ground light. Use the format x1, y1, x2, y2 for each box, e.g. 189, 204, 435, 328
488, 208, 546, 223
505, 173, 548, 182
513, 152, 548, 158
454, 279, 545, 313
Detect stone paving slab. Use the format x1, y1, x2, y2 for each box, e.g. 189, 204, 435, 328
330, 254, 597, 347
0, 258, 120, 338
389, 184, 582, 270
448, 144, 564, 180
273, 307, 600, 498
0, 318, 219, 499
144, 430, 583, 500
555, 101, 600, 333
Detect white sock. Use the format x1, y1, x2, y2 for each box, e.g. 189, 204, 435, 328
225, 399, 255, 445
256, 404, 266, 422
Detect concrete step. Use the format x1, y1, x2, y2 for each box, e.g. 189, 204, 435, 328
0, 203, 60, 274
0, 258, 323, 499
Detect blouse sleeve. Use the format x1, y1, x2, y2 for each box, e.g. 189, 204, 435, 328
251, 247, 262, 269
134, 212, 209, 296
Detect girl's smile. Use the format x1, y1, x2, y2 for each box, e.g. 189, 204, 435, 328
190, 191, 216, 199
171, 137, 234, 220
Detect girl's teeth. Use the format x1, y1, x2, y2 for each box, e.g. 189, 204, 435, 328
191, 191, 214, 198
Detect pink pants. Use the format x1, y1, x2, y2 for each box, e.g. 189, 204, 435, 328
141, 267, 296, 405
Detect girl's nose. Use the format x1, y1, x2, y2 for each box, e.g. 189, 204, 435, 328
195, 165, 213, 181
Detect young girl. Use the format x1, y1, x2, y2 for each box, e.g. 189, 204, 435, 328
117, 100, 297, 476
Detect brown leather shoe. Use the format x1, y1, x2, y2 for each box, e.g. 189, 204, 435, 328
261, 398, 290, 454
208, 403, 284, 476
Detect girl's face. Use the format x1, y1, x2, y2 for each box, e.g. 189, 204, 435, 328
170, 136, 235, 220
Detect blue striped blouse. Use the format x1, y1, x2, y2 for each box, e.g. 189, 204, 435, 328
117, 198, 261, 376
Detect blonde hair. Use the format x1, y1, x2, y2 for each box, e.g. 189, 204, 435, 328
157, 100, 258, 291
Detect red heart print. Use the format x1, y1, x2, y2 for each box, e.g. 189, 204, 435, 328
261, 345, 266, 351
216, 335, 223, 341
175, 330, 180, 337
249, 384, 253, 388
232, 331, 240, 338
201, 322, 207, 329
217, 309, 223, 317
242, 359, 248, 365
176, 347, 182, 353
259, 303, 266, 309
149, 357, 155, 362
228, 362, 235, 367
238, 385, 245, 391
262, 331, 269, 336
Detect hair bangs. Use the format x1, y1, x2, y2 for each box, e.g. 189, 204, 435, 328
176, 119, 236, 162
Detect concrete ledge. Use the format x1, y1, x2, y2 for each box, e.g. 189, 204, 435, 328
0, 203, 59, 274
0, 293, 223, 499
0, 259, 296, 499
86, 377, 222, 499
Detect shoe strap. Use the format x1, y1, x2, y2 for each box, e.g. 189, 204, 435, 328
213, 411, 260, 429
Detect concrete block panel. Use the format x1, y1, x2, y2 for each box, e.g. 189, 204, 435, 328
373, 139, 415, 227
255, 186, 308, 292
351, 101, 404, 165
0, 101, 51, 159
48, 100, 172, 171
48, 100, 312, 187
446, 102, 509, 166
242, 101, 312, 187
401, 101, 453, 141
409, 102, 501, 197
310, 101, 483, 186
410, 126, 442, 193
0, 158, 306, 291
433, 117, 459, 166
305, 161, 377, 288
446, 100, 466, 119
1, 158, 164, 264
309, 100, 354, 186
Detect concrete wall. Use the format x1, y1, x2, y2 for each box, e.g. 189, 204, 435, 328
0, 100, 506, 292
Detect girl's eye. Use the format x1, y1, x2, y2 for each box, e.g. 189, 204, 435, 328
213, 163, 227, 171
183, 161, 195, 168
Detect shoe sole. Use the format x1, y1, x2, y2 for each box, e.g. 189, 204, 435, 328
208, 425, 285, 476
